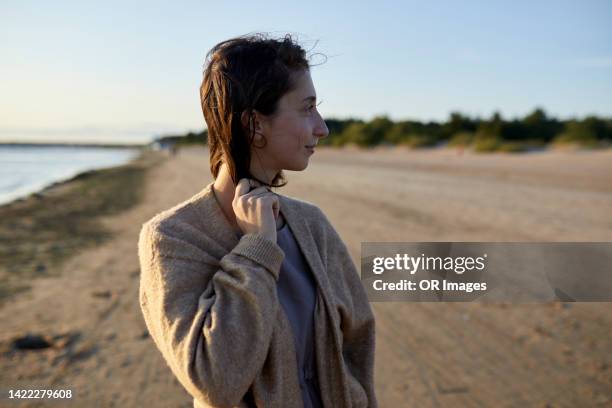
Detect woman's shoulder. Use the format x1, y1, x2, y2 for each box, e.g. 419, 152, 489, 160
138, 184, 234, 264
140, 182, 221, 241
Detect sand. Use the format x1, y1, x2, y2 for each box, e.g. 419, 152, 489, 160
0, 146, 611, 407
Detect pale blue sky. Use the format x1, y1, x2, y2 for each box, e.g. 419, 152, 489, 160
1, 0, 611, 144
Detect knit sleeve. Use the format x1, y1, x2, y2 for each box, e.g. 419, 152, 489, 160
319, 209, 378, 408
137, 221, 284, 407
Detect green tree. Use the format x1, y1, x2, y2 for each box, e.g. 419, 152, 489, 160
522, 108, 562, 142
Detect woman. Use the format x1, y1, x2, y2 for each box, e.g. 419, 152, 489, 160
138, 33, 377, 408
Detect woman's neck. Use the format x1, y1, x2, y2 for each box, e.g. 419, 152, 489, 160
212, 163, 241, 232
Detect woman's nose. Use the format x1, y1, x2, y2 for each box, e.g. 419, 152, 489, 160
314, 114, 329, 139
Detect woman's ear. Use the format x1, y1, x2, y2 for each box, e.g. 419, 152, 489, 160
241, 109, 265, 144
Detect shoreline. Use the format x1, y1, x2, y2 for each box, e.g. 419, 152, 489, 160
0, 148, 166, 305
0, 146, 144, 208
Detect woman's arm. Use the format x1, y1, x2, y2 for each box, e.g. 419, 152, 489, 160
138, 221, 284, 407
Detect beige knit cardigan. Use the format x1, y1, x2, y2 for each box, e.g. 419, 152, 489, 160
137, 182, 377, 408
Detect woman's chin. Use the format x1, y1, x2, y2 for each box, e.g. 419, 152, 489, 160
285, 160, 309, 172
283, 157, 309, 171
297, 158, 310, 171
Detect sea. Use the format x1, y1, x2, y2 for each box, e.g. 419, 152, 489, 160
0, 145, 141, 206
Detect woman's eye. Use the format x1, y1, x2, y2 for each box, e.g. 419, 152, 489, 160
306, 100, 323, 113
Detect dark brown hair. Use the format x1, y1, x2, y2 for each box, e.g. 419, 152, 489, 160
200, 33, 311, 187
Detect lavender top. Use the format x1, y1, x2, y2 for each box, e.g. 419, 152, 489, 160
276, 223, 324, 408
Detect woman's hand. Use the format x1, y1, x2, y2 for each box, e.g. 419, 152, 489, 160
233, 179, 280, 242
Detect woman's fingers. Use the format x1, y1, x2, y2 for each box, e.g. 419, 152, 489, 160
234, 179, 252, 199
233, 178, 279, 241
242, 187, 270, 203
235, 181, 267, 201
249, 179, 265, 188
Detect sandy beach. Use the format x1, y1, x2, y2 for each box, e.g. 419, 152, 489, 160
1, 145, 611, 407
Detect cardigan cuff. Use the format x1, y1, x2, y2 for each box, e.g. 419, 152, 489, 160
232, 233, 285, 280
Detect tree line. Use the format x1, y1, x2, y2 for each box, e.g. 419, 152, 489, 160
157, 108, 612, 152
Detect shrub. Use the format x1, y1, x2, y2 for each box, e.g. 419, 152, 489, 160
448, 132, 475, 147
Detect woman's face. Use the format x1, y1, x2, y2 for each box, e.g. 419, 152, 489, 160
250, 70, 329, 175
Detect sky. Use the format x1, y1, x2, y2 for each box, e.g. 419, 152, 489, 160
1, 0, 611, 144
